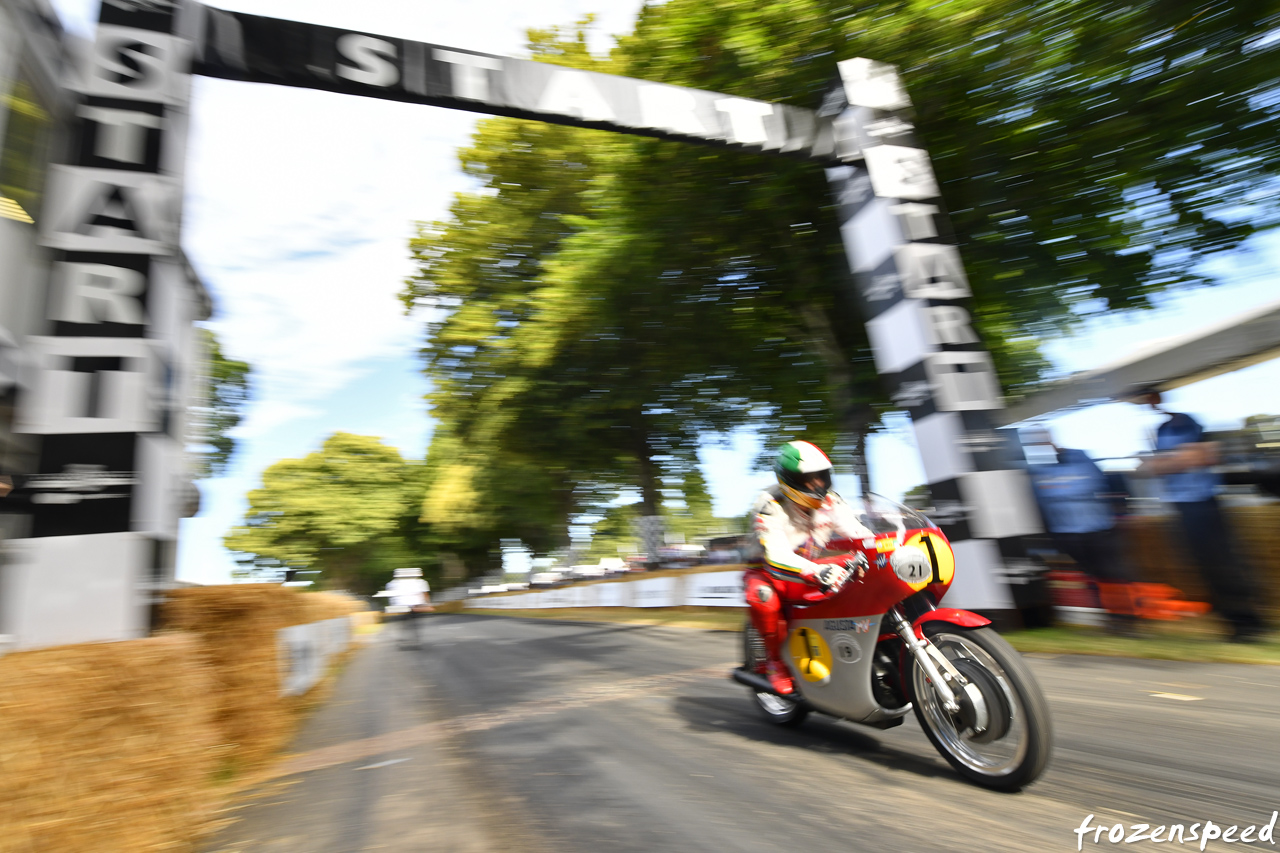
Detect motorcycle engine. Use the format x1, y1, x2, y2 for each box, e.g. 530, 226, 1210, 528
871, 646, 910, 710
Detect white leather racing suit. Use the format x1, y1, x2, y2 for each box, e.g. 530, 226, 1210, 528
751, 484, 873, 585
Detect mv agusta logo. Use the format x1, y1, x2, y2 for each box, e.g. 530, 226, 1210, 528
824, 619, 872, 634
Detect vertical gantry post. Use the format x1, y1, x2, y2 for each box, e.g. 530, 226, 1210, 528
7, 0, 203, 648
825, 59, 1042, 616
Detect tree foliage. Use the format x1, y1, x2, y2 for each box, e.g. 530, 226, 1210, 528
225, 433, 430, 593
402, 0, 1280, 565
191, 329, 251, 479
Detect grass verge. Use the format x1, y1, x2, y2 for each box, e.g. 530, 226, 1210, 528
462, 607, 1280, 665
1006, 624, 1280, 665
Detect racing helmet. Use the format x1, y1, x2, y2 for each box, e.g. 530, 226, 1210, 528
774, 441, 834, 510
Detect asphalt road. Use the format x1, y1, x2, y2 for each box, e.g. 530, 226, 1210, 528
205, 614, 1280, 853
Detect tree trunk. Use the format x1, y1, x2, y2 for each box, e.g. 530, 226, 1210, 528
851, 424, 871, 498
320, 545, 368, 592
554, 477, 576, 552
633, 412, 661, 516
797, 304, 875, 497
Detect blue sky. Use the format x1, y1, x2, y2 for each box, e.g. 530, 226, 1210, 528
49, 1, 1280, 583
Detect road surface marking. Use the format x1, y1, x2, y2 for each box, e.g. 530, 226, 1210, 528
1148, 692, 1204, 701
356, 758, 411, 770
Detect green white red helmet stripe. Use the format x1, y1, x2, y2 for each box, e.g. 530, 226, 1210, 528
777, 441, 832, 474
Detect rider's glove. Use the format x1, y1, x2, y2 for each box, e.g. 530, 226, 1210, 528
845, 552, 869, 579
815, 554, 867, 591
816, 563, 852, 592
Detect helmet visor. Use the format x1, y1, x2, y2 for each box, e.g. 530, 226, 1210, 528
781, 467, 832, 500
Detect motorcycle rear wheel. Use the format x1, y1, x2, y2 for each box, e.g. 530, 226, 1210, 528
742, 620, 809, 727
909, 626, 1052, 791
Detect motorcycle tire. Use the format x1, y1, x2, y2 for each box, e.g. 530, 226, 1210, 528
742, 620, 809, 727
908, 626, 1052, 791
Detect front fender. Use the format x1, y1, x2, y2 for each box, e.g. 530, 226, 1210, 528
913, 608, 991, 640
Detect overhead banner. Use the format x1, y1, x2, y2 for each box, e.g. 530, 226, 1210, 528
190, 5, 844, 164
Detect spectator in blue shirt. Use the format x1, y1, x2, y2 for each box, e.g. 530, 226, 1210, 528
1023, 426, 1139, 634
1132, 387, 1267, 643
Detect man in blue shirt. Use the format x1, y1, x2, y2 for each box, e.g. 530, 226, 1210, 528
1133, 388, 1267, 643
1023, 427, 1138, 633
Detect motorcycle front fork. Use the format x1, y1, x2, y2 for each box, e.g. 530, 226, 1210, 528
887, 605, 989, 732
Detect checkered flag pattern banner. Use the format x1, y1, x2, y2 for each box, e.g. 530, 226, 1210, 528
825, 59, 1042, 612
5, 0, 205, 649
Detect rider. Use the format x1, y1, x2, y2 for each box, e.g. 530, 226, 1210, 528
746, 440, 871, 695
386, 567, 432, 645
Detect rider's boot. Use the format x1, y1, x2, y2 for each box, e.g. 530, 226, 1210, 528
765, 659, 795, 695
746, 575, 794, 695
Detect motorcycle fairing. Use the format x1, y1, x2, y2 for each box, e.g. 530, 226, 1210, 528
792, 527, 955, 619
785, 615, 911, 725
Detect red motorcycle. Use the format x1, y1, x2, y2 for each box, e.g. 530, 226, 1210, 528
733, 494, 1052, 791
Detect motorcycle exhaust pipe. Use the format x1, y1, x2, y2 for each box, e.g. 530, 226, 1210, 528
732, 666, 804, 702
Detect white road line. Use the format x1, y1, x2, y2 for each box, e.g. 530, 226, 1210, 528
356, 758, 411, 770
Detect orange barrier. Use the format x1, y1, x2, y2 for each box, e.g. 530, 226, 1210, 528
1128, 583, 1212, 621
1049, 570, 1209, 622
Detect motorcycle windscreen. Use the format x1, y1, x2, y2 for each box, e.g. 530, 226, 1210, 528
848, 492, 938, 535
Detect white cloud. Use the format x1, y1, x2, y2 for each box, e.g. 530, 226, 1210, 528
232, 399, 323, 441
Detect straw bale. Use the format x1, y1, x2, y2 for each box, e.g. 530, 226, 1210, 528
157, 586, 361, 772
1228, 505, 1280, 613
0, 634, 218, 853
299, 590, 365, 623
1120, 507, 1280, 616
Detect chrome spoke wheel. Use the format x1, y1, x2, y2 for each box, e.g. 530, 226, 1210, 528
909, 627, 1051, 790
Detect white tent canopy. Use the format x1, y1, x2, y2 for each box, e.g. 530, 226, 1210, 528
999, 297, 1280, 426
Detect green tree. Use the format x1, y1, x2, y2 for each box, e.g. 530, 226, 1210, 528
225, 433, 427, 594
190, 329, 251, 479
405, 1, 1280, 559
617, 0, 1280, 328
403, 25, 849, 526
416, 421, 580, 577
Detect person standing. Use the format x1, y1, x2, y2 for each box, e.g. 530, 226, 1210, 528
1132, 388, 1267, 643
1022, 427, 1141, 635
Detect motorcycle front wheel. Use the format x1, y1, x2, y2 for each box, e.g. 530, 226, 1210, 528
909, 626, 1052, 791
742, 621, 809, 727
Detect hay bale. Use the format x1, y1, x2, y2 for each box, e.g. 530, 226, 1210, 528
1228, 505, 1280, 614
1121, 516, 1209, 600
299, 590, 365, 623
157, 586, 361, 772
1121, 508, 1280, 616
0, 635, 218, 853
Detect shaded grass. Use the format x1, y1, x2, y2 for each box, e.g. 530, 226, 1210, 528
465, 607, 1280, 665
1005, 623, 1280, 666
